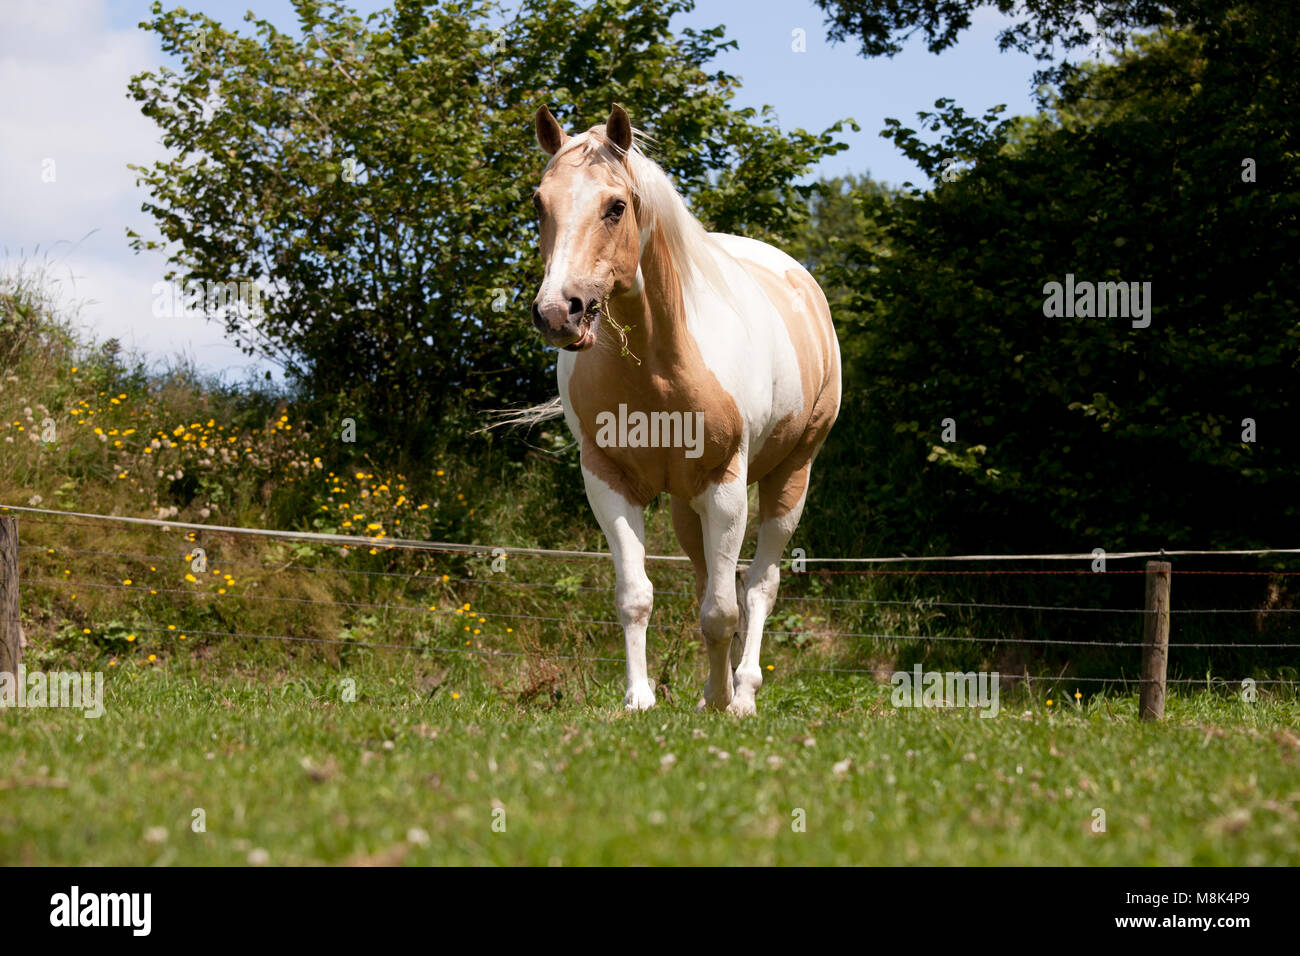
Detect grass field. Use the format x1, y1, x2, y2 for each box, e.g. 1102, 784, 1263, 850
3, 656, 1298, 866
4, 266, 1298, 868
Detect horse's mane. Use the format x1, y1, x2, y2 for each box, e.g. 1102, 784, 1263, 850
545, 125, 735, 309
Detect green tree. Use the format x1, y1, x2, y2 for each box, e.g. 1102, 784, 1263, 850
782, 174, 893, 330
812, 0, 1240, 86
128, 0, 850, 455
818, 3, 1300, 563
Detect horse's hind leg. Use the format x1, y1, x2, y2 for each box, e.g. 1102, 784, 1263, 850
670, 494, 709, 603
730, 460, 814, 716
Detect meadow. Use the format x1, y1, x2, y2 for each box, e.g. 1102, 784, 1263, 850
3, 270, 1298, 866
4, 657, 1299, 866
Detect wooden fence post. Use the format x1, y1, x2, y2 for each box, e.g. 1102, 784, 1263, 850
1139, 559, 1171, 721
0, 515, 22, 676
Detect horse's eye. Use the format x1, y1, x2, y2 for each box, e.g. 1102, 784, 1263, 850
606, 200, 626, 220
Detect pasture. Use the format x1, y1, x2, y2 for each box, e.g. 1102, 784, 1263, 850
3, 0, 1298, 875
3, 654, 1298, 866
2, 299, 1298, 866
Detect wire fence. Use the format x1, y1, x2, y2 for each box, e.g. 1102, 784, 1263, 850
2, 503, 1298, 694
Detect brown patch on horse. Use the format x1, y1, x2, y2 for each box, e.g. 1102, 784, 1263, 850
567, 221, 745, 506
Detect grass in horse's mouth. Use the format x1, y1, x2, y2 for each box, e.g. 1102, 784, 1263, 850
562, 308, 600, 351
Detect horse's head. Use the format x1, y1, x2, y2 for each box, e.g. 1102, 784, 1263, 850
530, 104, 642, 352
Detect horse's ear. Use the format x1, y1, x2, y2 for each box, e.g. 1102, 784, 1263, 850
606, 104, 632, 154
535, 105, 568, 155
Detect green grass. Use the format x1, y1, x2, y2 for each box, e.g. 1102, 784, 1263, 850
4, 258, 1298, 867
3, 656, 1297, 865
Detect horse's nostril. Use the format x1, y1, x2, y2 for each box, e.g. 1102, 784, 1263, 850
532, 303, 547, 330
567, 297, 584, 316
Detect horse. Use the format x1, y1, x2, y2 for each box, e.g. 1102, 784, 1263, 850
527, 104, 840, 716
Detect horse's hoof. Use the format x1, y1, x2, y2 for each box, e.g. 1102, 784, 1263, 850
726, 696, 757, 717
697, 687, 732, 712
624, 683, 657, 711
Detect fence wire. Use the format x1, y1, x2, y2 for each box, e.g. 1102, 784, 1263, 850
4, 504, 1299, 689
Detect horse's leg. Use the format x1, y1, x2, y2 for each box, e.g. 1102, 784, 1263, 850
730, 458, 814, 716
691, 476, 748, 711
582, 465, 655, 711
670, 494, 708, 603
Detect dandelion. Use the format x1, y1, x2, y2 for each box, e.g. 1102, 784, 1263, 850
1046, 699, 1054, 707
126, 635, 136, 642
451, 692, 460, 699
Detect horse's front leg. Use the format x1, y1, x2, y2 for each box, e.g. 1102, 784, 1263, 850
581, 463, 656, 710
692, 475, 748, 712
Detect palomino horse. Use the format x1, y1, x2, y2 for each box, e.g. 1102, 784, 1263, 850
529, 104, 840, 715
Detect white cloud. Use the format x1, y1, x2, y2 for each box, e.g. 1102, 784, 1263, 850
0, 0, 275, 381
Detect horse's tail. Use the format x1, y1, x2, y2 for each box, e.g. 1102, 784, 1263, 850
473, 396, 566, 434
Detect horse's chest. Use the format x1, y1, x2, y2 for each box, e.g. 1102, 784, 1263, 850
561, 352, 744, 503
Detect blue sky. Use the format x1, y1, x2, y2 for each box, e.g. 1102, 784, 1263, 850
5, 0, 1049, 376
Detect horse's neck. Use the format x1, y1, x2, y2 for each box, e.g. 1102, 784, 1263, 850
606, 222, 692, 370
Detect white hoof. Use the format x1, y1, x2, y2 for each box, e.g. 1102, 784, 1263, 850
624, 682, 657, 711
726, 696, 757, 717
